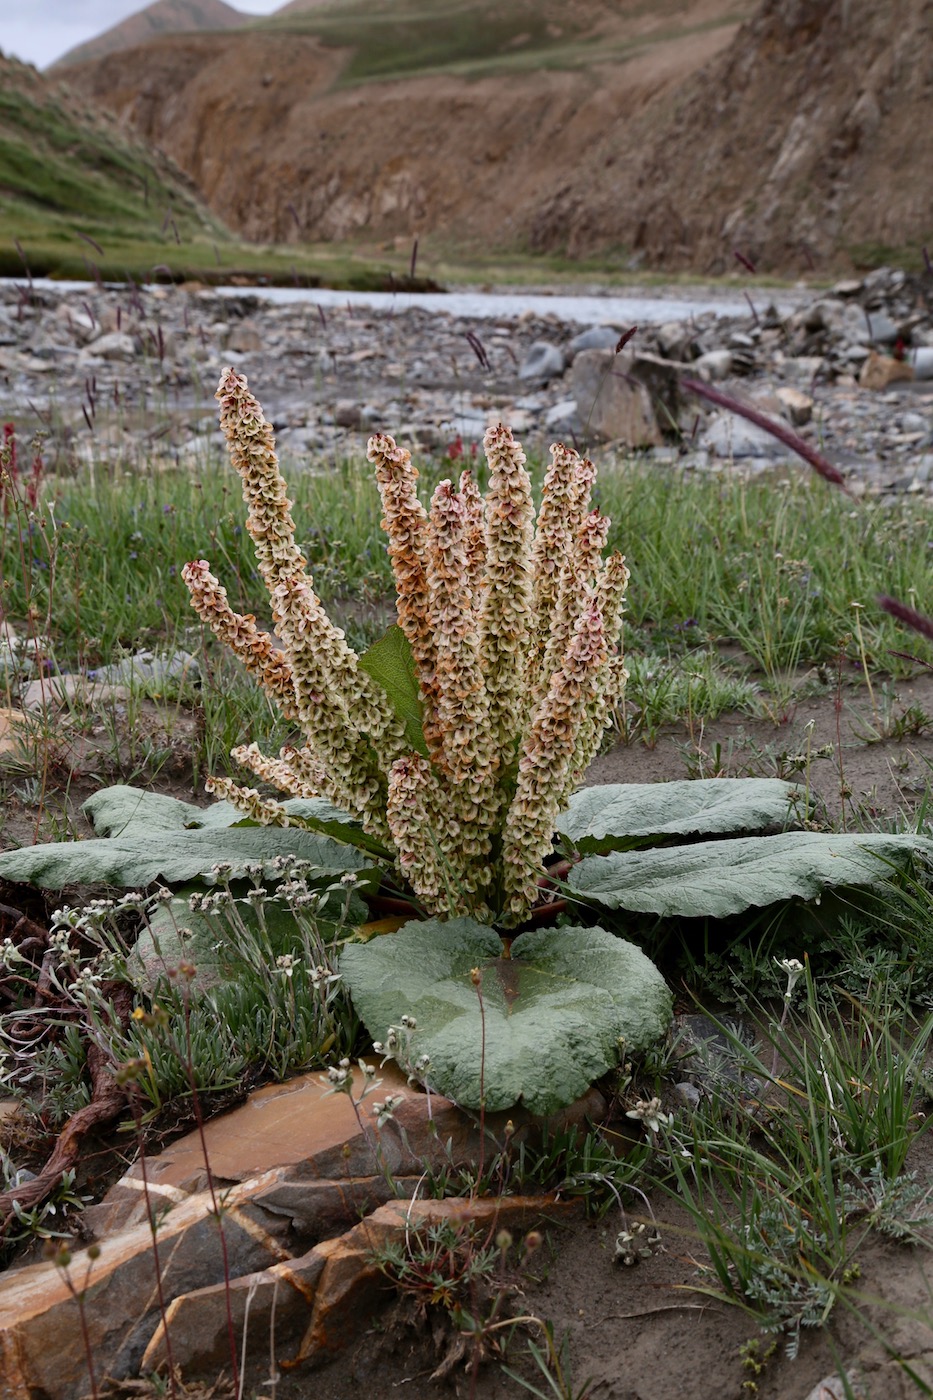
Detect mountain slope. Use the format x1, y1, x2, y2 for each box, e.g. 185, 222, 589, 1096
60, 0, 749, 251
58, 0, 933, 275
51, 0, 247, 70
534, 0, 933, 273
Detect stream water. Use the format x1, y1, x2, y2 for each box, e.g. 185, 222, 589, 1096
8, 278, 805, 325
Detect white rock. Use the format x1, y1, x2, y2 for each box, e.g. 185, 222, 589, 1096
693, 349, 733, 381
909, 346, 933, 380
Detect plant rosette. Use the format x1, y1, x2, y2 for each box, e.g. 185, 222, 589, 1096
3, 371, 932, 1117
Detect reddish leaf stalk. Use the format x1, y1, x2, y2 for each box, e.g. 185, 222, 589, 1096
680, 377, 851, 493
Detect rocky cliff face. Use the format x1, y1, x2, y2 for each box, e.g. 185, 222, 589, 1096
579, 0, 933, 273
62, 0, 932, 274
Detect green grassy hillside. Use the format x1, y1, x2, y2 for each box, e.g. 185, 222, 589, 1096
0, 55, 432, 287
259, 0, 747, 86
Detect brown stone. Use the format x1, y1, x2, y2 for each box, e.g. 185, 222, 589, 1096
90, 1068, 607, 1237
292, 1195, 582, 1365
1, 1053, 606, 1397
0, 709, 27, 758
0, 1170, 290, 1400
775, 385, 814, 426
859, 351, 915, 390
141, 1246, 327, 1375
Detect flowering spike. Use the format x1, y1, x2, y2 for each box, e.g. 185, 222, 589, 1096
386, 755, 491, 919
369, 432, 443, 758
193, 381, 630, 925
536, 509, 610, 709
181, 560, 296, 716
215, 368, 307, 596
478, 423, 535, 759
569, 552, 630, 787
458, 468, 486, 603
204, 776, 292, 826
501, 597, 607, 923
232, 741, 323, 798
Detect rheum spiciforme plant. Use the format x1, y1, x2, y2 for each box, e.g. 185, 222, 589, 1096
183, 369, 629, 927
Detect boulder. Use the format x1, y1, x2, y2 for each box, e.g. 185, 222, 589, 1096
572, 350, 659, 446
571, 349, 678, 446
519, 341, 566, 384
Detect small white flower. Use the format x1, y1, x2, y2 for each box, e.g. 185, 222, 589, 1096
625, 1097, 671, 1135
776, 956, 806, 1000
276, 954, 296, 978
0, 938, 25, 969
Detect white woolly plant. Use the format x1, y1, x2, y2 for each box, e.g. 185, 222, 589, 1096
183, 369, 630, 929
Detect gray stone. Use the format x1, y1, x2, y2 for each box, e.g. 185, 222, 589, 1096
567, 325, 620, 358
571, 349, 661, 447
672, 1081, 701, 1110
519, 341, 566, 384
656, 320, 695, 360
83, 331, 137, 361
701, 412, 787, 460
545, 398, 581, 433
801, 298, 845, 334
88, 649, 199, 688
865, 310, 899, 345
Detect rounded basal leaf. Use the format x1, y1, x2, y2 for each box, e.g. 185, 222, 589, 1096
569, 831, 933, 918
557, 778, 808, 855
79, 785, 388, 857
0, 785, 377, 890
340, 917, 672, 1115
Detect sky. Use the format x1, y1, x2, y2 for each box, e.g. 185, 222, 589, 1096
0, 0, 285, 70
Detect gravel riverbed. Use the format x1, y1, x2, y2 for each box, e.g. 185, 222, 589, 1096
0, 269, 931, 492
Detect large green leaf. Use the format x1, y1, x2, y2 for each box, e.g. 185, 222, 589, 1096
358, 624, 428, 757
569, 831, 933, 919
557, 778, 807, 855
82, 785, 389, 859
0, 786, 377, 889
340, 917, 672, 1115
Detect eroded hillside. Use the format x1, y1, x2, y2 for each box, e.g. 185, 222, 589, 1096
61, 0, 932, 275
